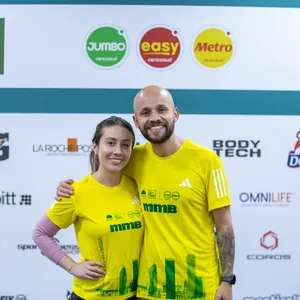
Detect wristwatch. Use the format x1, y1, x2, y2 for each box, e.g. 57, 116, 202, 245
221, 275, 236, 285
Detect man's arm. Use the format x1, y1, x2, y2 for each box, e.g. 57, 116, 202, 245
212, 206, 235, 277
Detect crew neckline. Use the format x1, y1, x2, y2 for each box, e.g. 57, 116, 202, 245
88, 172, 125, 190
148, 138, 190, 160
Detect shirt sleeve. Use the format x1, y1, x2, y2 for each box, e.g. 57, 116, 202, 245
32, 214, 67, 264
46, 194, 77, 229
122, 147, 140, 180
122, 159, 135, 179
206, 153, 231, 211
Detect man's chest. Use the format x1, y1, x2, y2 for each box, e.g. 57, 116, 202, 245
135, 163, 207, 209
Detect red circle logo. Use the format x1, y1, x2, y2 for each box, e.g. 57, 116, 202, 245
139, 26, 181, 69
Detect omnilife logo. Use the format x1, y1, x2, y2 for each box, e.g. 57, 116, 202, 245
86, 25, 128, 69
0, 18, 5, 74
138, 26, 181, 69
244, 295, 300, 300
193, 27, 234, 69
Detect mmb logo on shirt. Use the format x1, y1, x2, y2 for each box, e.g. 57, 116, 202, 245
287, 131, 300, 168
0, 18, 5, 75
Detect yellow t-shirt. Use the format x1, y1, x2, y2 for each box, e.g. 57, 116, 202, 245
47, 174, 144, 300
124, 139, 231, 300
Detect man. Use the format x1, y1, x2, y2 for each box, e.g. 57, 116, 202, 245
57, 85, 236, 300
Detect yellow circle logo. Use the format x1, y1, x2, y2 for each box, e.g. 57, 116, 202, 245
193, 28, 234, 69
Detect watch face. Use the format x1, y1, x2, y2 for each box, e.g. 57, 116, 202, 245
221, 275, 236, 284
231, 275, 236, 284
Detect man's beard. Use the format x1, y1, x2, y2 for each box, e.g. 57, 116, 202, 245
140, 119, 175, 144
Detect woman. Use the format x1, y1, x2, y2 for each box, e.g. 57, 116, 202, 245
32, 116, 143, 300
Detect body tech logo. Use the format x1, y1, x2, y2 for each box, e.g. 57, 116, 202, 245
193, 27, 234, 69
287, 131, 300, 168
138, 26, 181, 69
86, 25, 128, 68
213, 140, 261, 158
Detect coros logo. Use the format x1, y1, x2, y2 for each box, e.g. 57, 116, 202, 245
86, 25, 128, 68
193, 27, 234, 69
138, 26, 181, 69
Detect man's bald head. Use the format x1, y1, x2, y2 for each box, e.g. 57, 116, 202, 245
133, 85, 174, 113
132, 85, 179, 144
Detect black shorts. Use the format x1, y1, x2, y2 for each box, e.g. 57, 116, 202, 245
71, 292, 137, 300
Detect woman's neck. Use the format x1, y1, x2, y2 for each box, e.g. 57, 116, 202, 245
92, 167, 122, 187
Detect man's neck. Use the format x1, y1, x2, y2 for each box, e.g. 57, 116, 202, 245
151, 134, 185, 157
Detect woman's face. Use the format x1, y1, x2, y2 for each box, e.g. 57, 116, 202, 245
95, 125, 134, 173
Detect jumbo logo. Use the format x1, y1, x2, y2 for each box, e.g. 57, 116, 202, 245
85, 25, 128, 69
193, 27, 234, 69
139, 26, 181, 69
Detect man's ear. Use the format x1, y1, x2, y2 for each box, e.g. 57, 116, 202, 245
133, 114, 140, 129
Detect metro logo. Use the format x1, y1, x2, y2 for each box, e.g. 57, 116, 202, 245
194, 42, 232, 53
138, 26, 181, 69
141, 42, 179, 56
193, 27, 234, 69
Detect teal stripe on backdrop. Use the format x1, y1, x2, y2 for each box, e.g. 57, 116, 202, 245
1, 0, 300, 7
0, 88, 299, 115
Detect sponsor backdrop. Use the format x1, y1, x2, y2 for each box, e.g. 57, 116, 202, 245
0, 1, 300, 299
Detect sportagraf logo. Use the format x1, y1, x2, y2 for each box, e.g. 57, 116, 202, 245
138, 26, 181, 69
0, 133, 9, 161
193, 27, 234, 69
0, 18, 4, 74
86, 25, 128, 69
287, 131, 300, 168
17, 238, 79, 255
213, 140, 261, 158
33, 138, 91, 156
239, 192, 295, 207
246, 231, 291, 261
243, 295, 300, 300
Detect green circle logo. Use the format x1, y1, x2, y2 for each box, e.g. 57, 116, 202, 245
172, 192, 180, 201
164, 191, 172, 200
86, 25, 128, 68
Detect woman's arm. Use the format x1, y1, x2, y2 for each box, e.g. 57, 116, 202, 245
32, 214, 106, 280
32, 214, 66, 263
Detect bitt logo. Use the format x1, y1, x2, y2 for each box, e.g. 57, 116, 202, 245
287, 131, 300, 168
